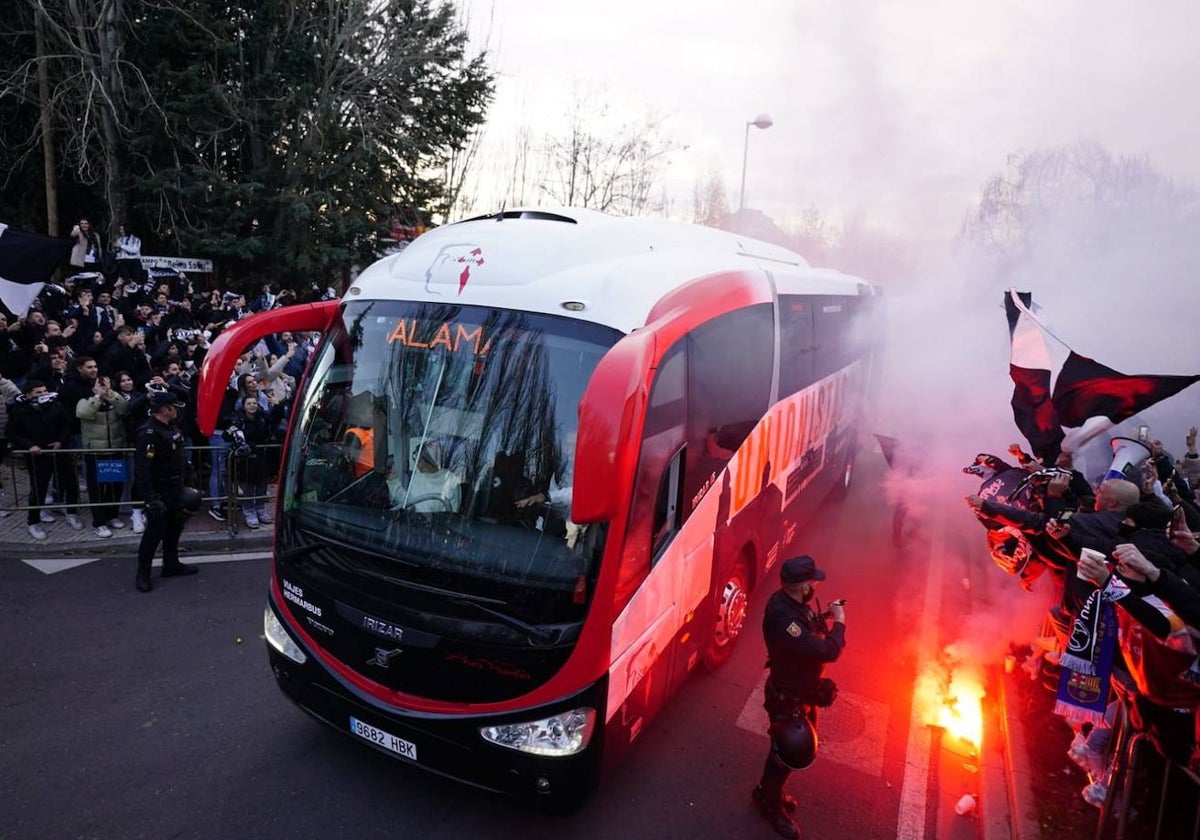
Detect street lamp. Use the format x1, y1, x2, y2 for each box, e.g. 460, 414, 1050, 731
737, 113, 773, 228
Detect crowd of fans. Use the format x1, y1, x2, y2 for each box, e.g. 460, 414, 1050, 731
0, 227, 329, 537
965, 428, 1200, 821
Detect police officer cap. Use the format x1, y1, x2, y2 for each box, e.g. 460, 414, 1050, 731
148, 390, 186, 409
781, 555, 825, 584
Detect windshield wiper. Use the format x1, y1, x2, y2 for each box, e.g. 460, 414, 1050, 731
276, 526, 554, 643
276, 539, 324, 563
332, 542, 513, 607
451, 598, 558, 645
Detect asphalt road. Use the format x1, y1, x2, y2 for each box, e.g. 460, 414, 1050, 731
1, 451, 989, 839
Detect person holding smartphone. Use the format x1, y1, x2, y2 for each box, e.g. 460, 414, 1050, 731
77, 371, 130, 536
754, 555, 847, 839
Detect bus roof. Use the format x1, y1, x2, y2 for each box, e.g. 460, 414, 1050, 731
350, 208, 870, 333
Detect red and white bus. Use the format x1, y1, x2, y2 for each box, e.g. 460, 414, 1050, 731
197, 208, 879, 808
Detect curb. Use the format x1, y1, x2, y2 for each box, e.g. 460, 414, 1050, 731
990, 667, 1041, 840
981, 666, 1011, 840
2, 529, 274, 559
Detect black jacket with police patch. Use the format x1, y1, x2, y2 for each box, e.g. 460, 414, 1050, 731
762, 589, 846, 699
133, 416, 186, 505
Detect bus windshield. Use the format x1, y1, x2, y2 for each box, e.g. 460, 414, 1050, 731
279, 300, 621, 624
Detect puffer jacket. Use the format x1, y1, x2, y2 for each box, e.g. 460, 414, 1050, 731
76, 391, 130, 450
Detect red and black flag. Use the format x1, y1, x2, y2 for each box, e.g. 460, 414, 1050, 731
1005, 290, 1200, 460
1005, 291, 1063, 463
0, 222, 72, 316
1053, 352, 1200, 431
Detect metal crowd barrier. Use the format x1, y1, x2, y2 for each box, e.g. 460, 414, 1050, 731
2, 443, 281, 538
1095, 687, 1200, 840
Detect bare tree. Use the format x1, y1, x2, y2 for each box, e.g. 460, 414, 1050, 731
1, 0, 155, 235
33, 12, 58, 235
959, 140, 1192, 270
505, 125, 537, 208
691, 170, 729, 229
537, 93, 679, 214
789, 204, 834, 263
444, 127, 486, 221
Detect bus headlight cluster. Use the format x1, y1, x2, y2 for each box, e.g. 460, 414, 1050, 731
480, 707, 596, 756
264, 606, 307, 664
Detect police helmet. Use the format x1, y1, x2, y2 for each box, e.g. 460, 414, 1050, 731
770, 716, 818, 770
178, 487, 202, 514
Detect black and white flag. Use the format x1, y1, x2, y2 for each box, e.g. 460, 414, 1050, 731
0, 222, 72, 316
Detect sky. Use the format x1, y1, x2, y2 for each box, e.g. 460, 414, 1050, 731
465, 1, 1200, 699
464, 1, 1200, 246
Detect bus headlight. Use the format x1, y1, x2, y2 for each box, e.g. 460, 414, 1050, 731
264, 606, 307, 664
480, 707, 596, 756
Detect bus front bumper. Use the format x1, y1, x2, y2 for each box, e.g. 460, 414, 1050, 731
265, 599, 606, 806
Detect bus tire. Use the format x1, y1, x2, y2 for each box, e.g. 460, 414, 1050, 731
702, 552, 751, 671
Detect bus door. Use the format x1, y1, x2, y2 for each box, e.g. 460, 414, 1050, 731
607, 339, 689, 750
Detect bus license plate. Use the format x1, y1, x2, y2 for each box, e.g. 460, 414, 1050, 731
349, 716, 418, 762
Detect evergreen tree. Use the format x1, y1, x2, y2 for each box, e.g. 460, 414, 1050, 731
1, 0, 493, 289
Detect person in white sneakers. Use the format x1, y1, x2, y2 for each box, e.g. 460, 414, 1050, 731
221, 395, 280, 529
6, 380, 83, 539
76, 371, 130, 537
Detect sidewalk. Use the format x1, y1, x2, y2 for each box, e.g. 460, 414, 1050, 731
0, 504, 274, 559
0, 468, 273, 559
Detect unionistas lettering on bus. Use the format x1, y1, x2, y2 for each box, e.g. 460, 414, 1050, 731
386, 320, 494, 355
730, 364, 860, 514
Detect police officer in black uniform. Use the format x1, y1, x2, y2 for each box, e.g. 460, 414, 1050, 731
754, 555, 846, 839
133, 390, 200, 592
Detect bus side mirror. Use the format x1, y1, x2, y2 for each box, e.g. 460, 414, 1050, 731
196, 301, 337, 436
571, 330, 656, 523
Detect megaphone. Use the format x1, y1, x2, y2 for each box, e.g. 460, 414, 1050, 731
1104, 436, 1151, 483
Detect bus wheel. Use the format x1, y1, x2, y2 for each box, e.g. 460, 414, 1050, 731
703, 555, 750, 671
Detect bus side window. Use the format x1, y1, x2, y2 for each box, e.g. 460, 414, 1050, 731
683, 304, 774, 515
616, 342, 687, 610
778, 295, 815, 398
813, 295, 856, 378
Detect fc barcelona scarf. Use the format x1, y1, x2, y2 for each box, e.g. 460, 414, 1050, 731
1054, 578, 1127, 726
